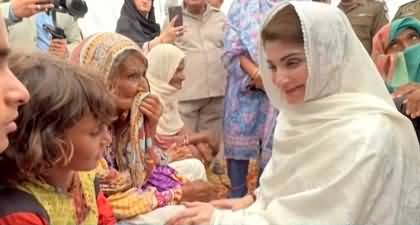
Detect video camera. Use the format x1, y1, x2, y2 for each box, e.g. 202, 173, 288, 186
52, 0, 88, 18
44, 0, 87, 39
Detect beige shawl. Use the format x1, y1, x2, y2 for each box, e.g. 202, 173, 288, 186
146, 44, 186, 136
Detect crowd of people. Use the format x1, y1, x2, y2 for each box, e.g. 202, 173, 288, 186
0, 0, 419, 224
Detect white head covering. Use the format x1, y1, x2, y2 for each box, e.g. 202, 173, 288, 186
259, 2, 394, 110
212, 2, 420, 225
146, 44, 186, 135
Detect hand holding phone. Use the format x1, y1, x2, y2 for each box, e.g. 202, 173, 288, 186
168, 6, 183, 27
160, 21, 184, 43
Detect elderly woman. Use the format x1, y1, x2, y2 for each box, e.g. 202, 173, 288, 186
70, 32, 214, 223
166, 2, 420, 225
222, 0, 283, 198
147, 43, 219, 169
166, 0, 226, 173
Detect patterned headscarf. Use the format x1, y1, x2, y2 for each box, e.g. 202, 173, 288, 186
71, 32, 153, 187
70, 32, 144, 79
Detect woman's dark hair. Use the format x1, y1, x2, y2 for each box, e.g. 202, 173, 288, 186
0, 52, 115, 185
261, 5, 304, 45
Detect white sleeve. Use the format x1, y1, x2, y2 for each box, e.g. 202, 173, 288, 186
212, 119, 395, 225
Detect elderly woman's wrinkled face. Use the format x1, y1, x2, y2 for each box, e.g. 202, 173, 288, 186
109, 52, 149, 112
134, 0, 153, 16
386, 28, 420, 54
265, 39, 308, 105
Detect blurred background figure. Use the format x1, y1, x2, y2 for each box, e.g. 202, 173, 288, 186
338, 0, 389, 53
222, 0, 288, 198
394, 0, 420, 20
116, 0, 184, 53
0, 0, 82, 58
78, 0, 123, 36
207, 0, 223, 8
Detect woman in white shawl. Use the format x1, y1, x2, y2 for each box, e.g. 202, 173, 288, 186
146, 44, 218, 177
166, 1, 420, 225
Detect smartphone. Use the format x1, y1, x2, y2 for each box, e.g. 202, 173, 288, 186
168, 6, 183, 27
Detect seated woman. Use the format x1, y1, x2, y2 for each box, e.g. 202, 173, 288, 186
70, 32, 216, 222
372, 17, 420, 139
0, 52, 116, 225
166, 2, 420, 225
146, 44, 219, 168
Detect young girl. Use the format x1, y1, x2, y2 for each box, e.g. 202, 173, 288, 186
0, 52, 116, 225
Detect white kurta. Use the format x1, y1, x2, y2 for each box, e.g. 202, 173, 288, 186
213, 106, 420, 224
211, 1, 420, 224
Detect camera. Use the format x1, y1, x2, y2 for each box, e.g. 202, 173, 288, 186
52, 0, 88, 18
44, 0, 87, 39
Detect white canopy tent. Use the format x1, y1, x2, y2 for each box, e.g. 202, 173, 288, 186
78, 0, 413, 37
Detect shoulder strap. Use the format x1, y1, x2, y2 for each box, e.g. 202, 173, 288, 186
0, 187, 50, 223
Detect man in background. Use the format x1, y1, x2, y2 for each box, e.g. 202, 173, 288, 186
1, 0, 82, 58
338, 0, 389, 53
170, 0, 226, 174
394, 0, 420, 20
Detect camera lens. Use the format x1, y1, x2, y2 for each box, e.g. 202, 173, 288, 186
65, 0, 88, 18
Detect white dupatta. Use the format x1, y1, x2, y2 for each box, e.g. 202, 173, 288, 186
146, 44, 186, 136
212, 2, 420, 225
